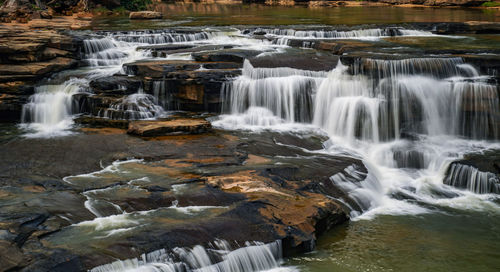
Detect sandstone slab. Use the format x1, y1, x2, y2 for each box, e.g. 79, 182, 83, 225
127, 118, 212, 137
129, 11, 162, 20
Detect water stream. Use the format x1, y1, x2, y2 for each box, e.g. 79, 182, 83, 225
13, 11, 500, 271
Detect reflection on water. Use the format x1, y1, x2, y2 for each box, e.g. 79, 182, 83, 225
91, 3, 500, 29
287, 211, 500, 272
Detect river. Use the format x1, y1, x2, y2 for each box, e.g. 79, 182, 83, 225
2, 3, 500, 272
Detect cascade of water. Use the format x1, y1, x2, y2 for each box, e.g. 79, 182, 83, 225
219, 60, 324, 125
110, 30, 212, 44
98, 88, 166, 120
90, 240, 287, 272
254, 27, 434, 40
444, 163, 500, 194
216, 57, 500, 218
21, 33, 160, 136
20, 78, 90, 137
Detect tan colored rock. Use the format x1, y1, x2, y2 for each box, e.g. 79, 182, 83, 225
128, 118, 212, 137
129, 11, 162, 20
0, 57, 77, 76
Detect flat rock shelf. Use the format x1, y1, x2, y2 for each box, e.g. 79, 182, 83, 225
127, 118, 212, 136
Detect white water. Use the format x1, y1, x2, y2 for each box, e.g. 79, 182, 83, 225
90, 240, 295, 272
215, 58, 500, 219
252, 27, 438, 46
20, 78, 90, 138
19, 29, 284, 137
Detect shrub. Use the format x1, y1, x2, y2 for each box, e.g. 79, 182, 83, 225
120, 0, 152, 11
482, 1, 500, 7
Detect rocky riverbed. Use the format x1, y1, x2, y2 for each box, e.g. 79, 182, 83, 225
1, 4, 500, 271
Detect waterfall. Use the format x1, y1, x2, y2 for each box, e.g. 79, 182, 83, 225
218, 60, 324, 126
216, 58, 500, 218
97, 88, 166, 120
20, 78, 90, 137
20, 33, 160, 136
445, 163, 500, 194
110, 30, 212, 44
253, 27, 435, 42
90, 240, 289, 272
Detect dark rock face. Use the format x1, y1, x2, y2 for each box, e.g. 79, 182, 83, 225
121, 59, 242, 112
89, 76, 142, 95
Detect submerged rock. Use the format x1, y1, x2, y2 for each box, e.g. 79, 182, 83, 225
129, 11, 162, 20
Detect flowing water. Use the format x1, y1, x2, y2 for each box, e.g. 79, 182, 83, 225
12, 5, 500, 271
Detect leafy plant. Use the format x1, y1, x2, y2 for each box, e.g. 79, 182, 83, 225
481, 1, 500, 7
120, 0, 152, 11
113, 6, 128, 14
92, 7, 110, 13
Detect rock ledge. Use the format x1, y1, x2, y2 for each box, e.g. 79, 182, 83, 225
127, 118, 212, 136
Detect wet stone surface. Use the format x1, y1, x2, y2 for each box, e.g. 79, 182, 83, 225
0, 125, 365, 271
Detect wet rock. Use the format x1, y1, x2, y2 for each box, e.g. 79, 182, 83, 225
433, 21, 500, 35
0, 240, 26, 271
444, 150, 500, 194
248, 50, 339, 71
0, 26, 81, 122
127, 118, 212, 137
89, 76, 142, 95
0, 57, 77, 76
129, 11, 162, 20
192, 49, 262, 63
75, 116, 129, 129
136, 44, 195, 51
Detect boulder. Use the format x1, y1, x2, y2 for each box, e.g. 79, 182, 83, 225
127, 118, 212, 137
129, 11, 162, 20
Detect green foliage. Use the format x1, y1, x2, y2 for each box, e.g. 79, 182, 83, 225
92, 7, 110, 13
31, 4, 41, 11
113, 6, 128, 14
482, 1, 500, 7
120, 0, 152, 11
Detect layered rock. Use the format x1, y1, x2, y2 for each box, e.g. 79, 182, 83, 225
0, 25, 82, 121
122, 57, 243, 112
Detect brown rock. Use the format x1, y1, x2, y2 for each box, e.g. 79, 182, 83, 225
0, 57, 77, 76
127, 118, 212, 137
0, 240, 25, 271
129, 11, 162, 20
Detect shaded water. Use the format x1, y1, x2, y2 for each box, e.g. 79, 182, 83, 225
287, 211, 500, 272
